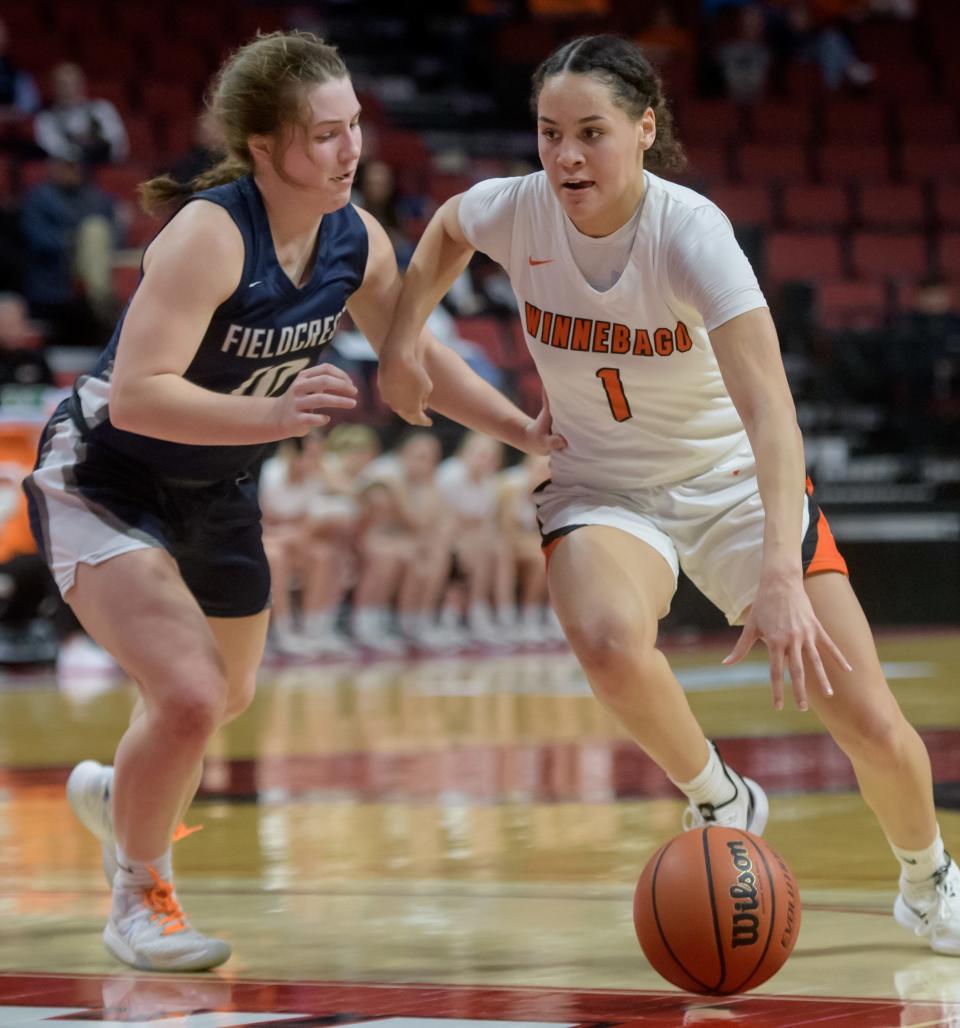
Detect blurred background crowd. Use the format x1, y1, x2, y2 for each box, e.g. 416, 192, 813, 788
0, 0, 958, 679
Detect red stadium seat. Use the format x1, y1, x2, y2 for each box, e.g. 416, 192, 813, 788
377, 130, 430, 172
817, 280, 888, 331
737, 143, 809, 183
676, 100, 742, 144
516, 368, 545, 417
127, 208, 161, 248
823, 100, 890, 143
873, 60, 934, 100
899, 102, 959, 143
141, 83, 195, 121
902, 145, 960, 183
497, 22, 557, 65
782, 184, 851, 230
87, 78, 133, 118
765, 232, 845, 286
508, 320, 537, 372
818, 143, 891, 183
858, 183, 927, 231
676, 143, 731, 185
933, 186, 960, 230
77, 38, 139, 79
112, 264, 142, 304
427, 171, 475, 205
95, 164, 148, 204
747, 102, 812, 143
706, 184, 773, 227
938, 233, 960, 278
124, 117, 157, 163
454, 317, 508, 368
850, 232, 929, 280
856, 21, 908, 63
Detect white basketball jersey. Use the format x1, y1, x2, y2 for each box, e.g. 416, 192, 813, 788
458, 171, 768, 490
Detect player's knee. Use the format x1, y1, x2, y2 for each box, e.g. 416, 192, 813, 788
836, 709, 906, 765
567, 617, 656, 694
155, 667, 229, 739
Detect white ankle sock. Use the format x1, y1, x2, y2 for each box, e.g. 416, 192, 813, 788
891, 828, 947, 884
115, 845, 172, 889
671, 741, 738, 808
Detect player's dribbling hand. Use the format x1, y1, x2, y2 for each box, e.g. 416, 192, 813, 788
722, 574, 851, 712
376, 353, 433, 426
273, 364, 358, 436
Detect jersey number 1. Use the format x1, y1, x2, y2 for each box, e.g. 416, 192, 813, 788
596, 368, 632, 422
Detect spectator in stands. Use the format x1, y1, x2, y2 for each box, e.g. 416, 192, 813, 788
886, 276, 960, 474
635, 4, 695, 69
366, 429, 461, 651
34, 62, 128, 165
0, 17, 40, 123
496, 453, 561, 644
167, 111, 224, 187
429, 304, 505, 390
716, 4, 772, 103
349, 478, 416, 654
436, 431, 511, 645
0, 291, 52, 389
352, 158, 414, 263
20, 155, 118, 347
325, 423, 382, 481
259, 433, 357, 658
773, 1, 875, 90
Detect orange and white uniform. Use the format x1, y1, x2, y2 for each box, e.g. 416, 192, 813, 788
458, 171, 846, 624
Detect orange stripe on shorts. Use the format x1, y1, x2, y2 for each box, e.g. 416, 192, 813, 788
804, 477, 848, 577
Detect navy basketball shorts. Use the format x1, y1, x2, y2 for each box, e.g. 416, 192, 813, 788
24, 408, 270, 618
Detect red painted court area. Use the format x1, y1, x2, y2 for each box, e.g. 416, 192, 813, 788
1, 975, 959, 1027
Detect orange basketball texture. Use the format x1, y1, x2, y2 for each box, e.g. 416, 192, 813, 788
633, 826, 801, 995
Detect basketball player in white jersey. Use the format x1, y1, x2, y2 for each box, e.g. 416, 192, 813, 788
378, 34, 960, 955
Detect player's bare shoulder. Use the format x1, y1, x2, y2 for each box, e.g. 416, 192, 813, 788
142, 199, 245, 304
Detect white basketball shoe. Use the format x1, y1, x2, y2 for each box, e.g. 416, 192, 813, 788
104, 867, 231, 972
66, 759, 117, 884
895, 857, 960, 956
682, 752, 769, 836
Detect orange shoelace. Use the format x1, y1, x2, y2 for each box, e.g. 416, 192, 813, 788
143, 866, 187, 936
172, 822, 203, 844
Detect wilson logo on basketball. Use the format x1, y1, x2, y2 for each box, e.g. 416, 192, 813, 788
727, 840, 761, 948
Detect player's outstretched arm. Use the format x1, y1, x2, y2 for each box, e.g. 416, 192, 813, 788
372, 197, 472, 425
109, 201, 356, 444
349, 207, 564, 456
712, 307, 850, 710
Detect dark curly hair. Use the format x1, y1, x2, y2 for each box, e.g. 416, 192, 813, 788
530, 35, 686, 175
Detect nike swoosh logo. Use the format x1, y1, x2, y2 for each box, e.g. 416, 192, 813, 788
528, 257, 554, 267
248, 280, 262, 288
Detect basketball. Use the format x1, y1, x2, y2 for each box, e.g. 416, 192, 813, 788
633, 827, 801, 995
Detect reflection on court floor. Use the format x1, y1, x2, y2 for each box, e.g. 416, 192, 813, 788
1, 630, 958, 1025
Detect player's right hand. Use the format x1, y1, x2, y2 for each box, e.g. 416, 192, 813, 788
377, 352, 433, 426
273, 364, 358, 437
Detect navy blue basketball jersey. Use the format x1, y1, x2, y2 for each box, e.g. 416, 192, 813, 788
70, 175, 368, 482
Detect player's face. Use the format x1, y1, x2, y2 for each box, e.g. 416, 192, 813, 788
537, 72, 655, 236
276, 77, 362, 208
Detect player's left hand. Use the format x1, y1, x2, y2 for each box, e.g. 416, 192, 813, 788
520, 400, 567, 456
722, 574, 851, 712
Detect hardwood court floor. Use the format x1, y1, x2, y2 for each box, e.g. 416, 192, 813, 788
1, 629, 959, 1026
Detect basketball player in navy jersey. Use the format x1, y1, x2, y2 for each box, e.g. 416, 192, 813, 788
24, 31, 563, 972
379, 34, 960, 957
